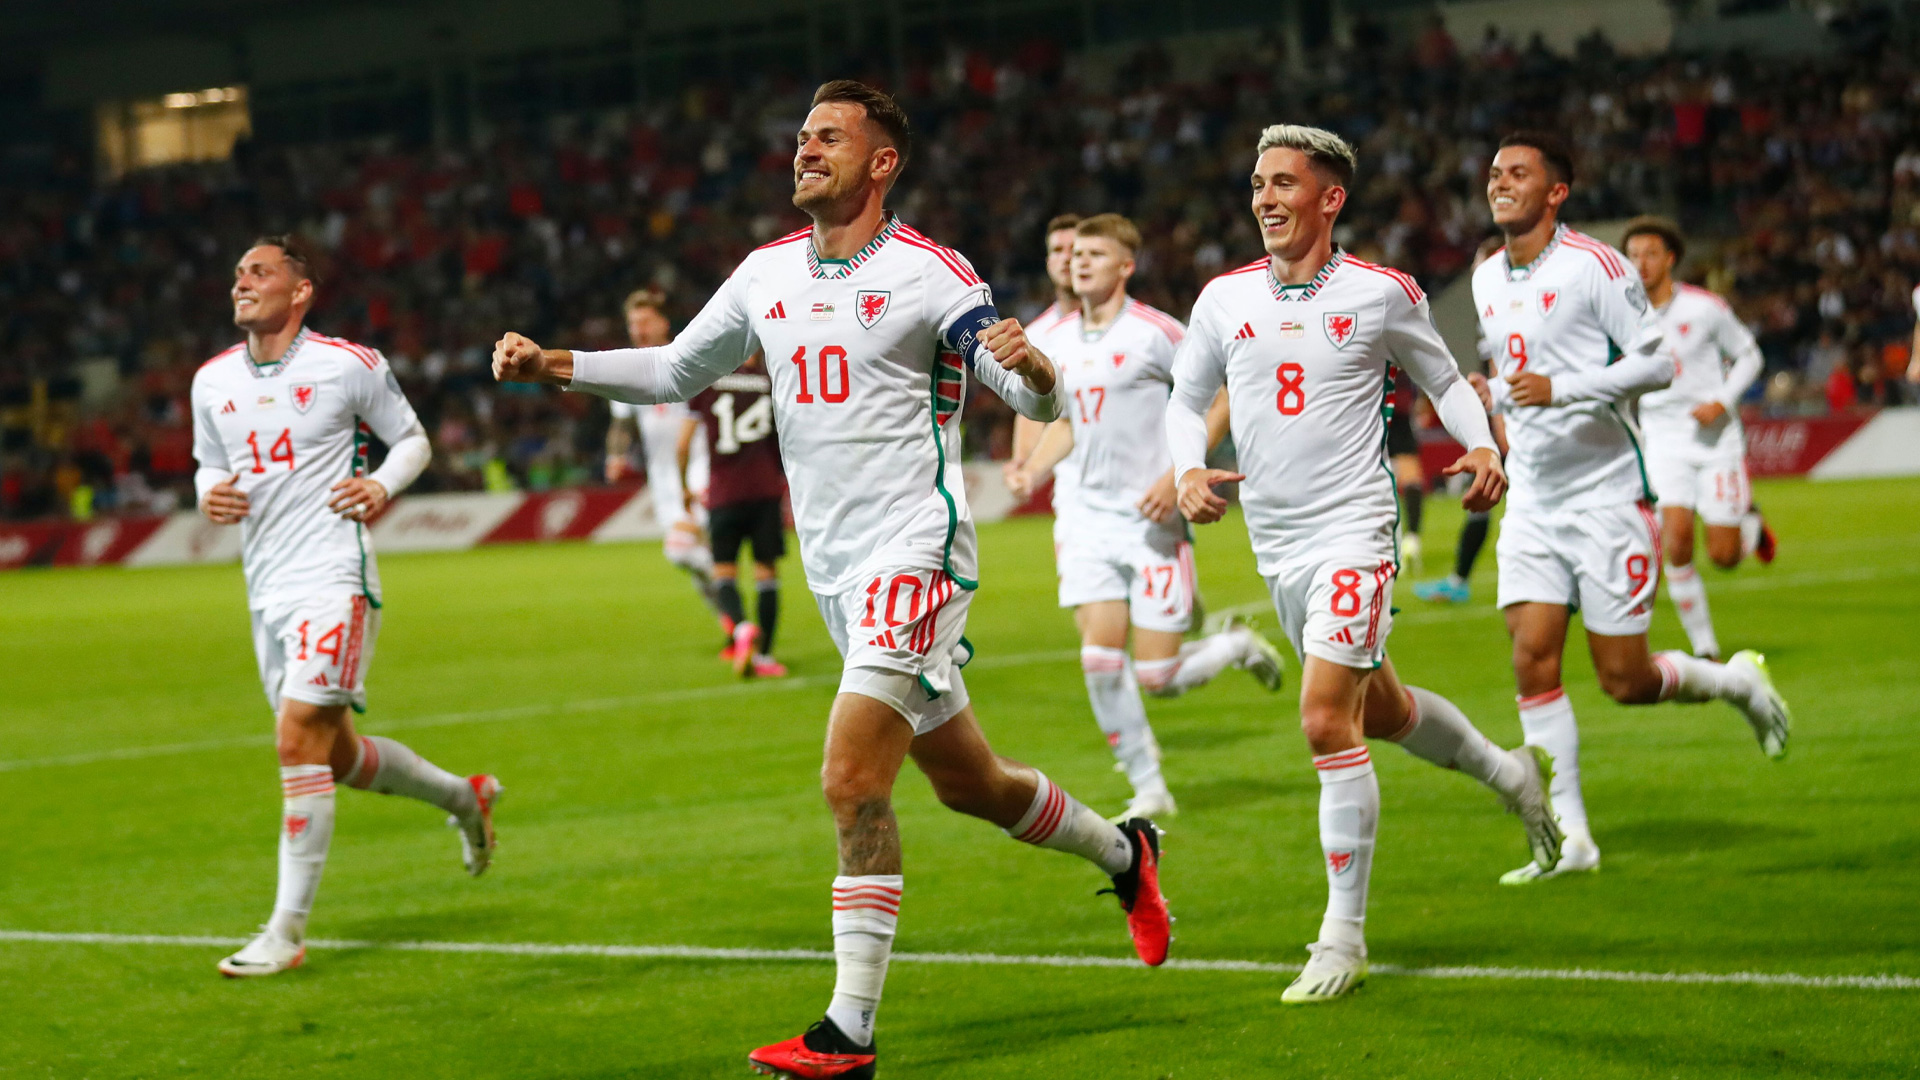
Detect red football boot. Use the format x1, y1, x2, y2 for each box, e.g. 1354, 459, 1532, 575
732, 622, 761, 677
1755, 519, 1777, 564
748, 1017, 875, 1079
1102, 818, 1171, 966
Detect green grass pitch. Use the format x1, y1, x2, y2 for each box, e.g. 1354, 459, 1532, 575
2, 477, 1916, 1078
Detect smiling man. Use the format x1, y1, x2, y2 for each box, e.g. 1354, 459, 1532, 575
1169, 125, 1564, 1003
193, 236, 499, 978
490, 81, 1170, 1078
1473, 132, 1791, 886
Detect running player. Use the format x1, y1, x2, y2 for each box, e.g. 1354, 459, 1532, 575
193, 237, 500, 978
493, 81, 1169, 1077
605, 288, 718, 613
684, 352, 789, 677
1006, 214, 1082, 538
1009, 212, 1283, 821
1171, 126, 1562, 1004
1415, 236, 1506, 604
1474, 132, 1791, 885
1623, 217, 1774, 661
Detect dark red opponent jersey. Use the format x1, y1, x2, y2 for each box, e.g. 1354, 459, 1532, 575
688, 369, 786, 507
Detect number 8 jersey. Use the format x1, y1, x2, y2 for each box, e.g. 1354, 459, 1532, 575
569, 213, 1063, 596
191, 330, 425, 607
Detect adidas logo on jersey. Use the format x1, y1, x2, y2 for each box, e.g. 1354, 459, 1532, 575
765, 302, 788, 320
1234, 322, 1256, 340
867, 630, 898, 649
308, 673, 330, 687
1330, 627, 1356, 645
220, 400, 237, 414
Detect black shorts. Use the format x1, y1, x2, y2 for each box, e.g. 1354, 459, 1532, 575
709, 498, 786, 566
1386, 406, 1419, 457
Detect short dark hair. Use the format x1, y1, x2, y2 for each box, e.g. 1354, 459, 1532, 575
811, 80, 912, 173
1046, 213, 1083, 236
1622, 216, 1686, 262
251, 234, 318, 287
1498, 131, 1575, 187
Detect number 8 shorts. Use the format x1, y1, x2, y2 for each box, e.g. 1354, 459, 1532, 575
817, 567, 974, 735
250, 592, 381, 713
1495, 501, 1661, 636
1265, 550, 1398, 670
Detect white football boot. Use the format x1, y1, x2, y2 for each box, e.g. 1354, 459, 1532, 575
1111, 787, 1179, 824
1500, 833, 1600, 885
1281, 940, 1368, 1004
1231, 621, 1287, 692
1727, 650, 1791, 760
451, 774, 503, 877
1500, 745, 1564, 875
217, 928, 305, 978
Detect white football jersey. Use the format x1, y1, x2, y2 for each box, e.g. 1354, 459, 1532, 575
1053, 298, 1185, 521
1171, 251, 1491, 573
1639, 283, 1762, 444
1026, 301, 1083, 519
192, 330, 422, 607
568, 214, 1062, 595
1472, 225, 1666, 512
613, 398, 710, 509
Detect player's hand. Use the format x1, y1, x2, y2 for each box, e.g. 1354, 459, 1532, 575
1177, 467, 1243, 525
1006, 468, 1035, 501
981, 319, 1056, 392
1467, 372, 1494, 412
682, 488, 696, 513
493, 332, 556, 383
1137, 470, 1178, 524
1690, 401, 1728, 426
328, 477, 390, 521
1505, 371, 1552, 407
200, 473, 249, 524
1442, 447, 1507, 513
1001, 457, 1027, 491
605, 455, 629, 483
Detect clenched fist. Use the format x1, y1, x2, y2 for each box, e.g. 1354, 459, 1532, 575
493, 332, 573, 384
981, 319, 1055, 392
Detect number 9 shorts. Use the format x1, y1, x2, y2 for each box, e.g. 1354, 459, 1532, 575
1495, 501, 1661, 636
250, 592, 380, 714
818, 567, 974, 735
1264, 549, 1398, 671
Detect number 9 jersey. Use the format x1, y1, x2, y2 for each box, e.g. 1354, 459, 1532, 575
191, 330, 425, 609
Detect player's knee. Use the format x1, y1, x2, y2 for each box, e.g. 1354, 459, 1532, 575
1595, 662, 1660, 705
1297, 701, 1351, 749
1706, 538, 1741, 570
820, 760, 890, 812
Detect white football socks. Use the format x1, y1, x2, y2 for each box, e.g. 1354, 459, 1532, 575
1135, 629, 1245, 698
1313, 747, 1377, 949
1518, 689, 1589, 844
1664, 562, 1720, 659
343, 735, 475, 817
1391, 686, 1525, 798
826, 875, 899, 1046
269, 764, 336, 943
1653, 650, 1758, 706
1081, 647, 1167, 798
1007, 772, 1133, 876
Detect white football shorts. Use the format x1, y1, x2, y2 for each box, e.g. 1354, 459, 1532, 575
817, 567, 973, 735
1264, 546, 1398, 671
1496, 501, 1662, 635
250, 592, 380, 713
1056, 519, 1195, 634
1644, 423, 1750, 527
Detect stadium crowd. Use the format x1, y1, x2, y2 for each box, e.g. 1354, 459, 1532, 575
3, 16, 1917, 520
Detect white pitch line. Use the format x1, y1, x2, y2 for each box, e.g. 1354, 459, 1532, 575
1, 930, 1913, 991
0, 650, 1079, 774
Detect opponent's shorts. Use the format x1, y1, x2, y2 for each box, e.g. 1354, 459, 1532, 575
1645, 429, 1750, 527
817, 567, 973, 735
1496, 501, 1662, 635
709, 498, 786, 565
1386, 406, 1419, 457
250, 592, 380, 713
1264, 549, 1398, 670
1056, 526, 1196, 635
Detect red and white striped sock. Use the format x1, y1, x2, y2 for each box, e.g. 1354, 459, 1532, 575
826, 875, 900, 1046
268, 764, 335, 942
342, 735, 475, 816
1653, 650, 1753, 705
1136, 629, 1244, 698
1081, 646, 1165, 796
1313, 747, 1377, 947
1006, 772, 1132, 876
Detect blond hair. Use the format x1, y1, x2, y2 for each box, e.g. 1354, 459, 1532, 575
1075, 213, 1142, 254
1254, 124, 1357, 188
623, 287, 667, 315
